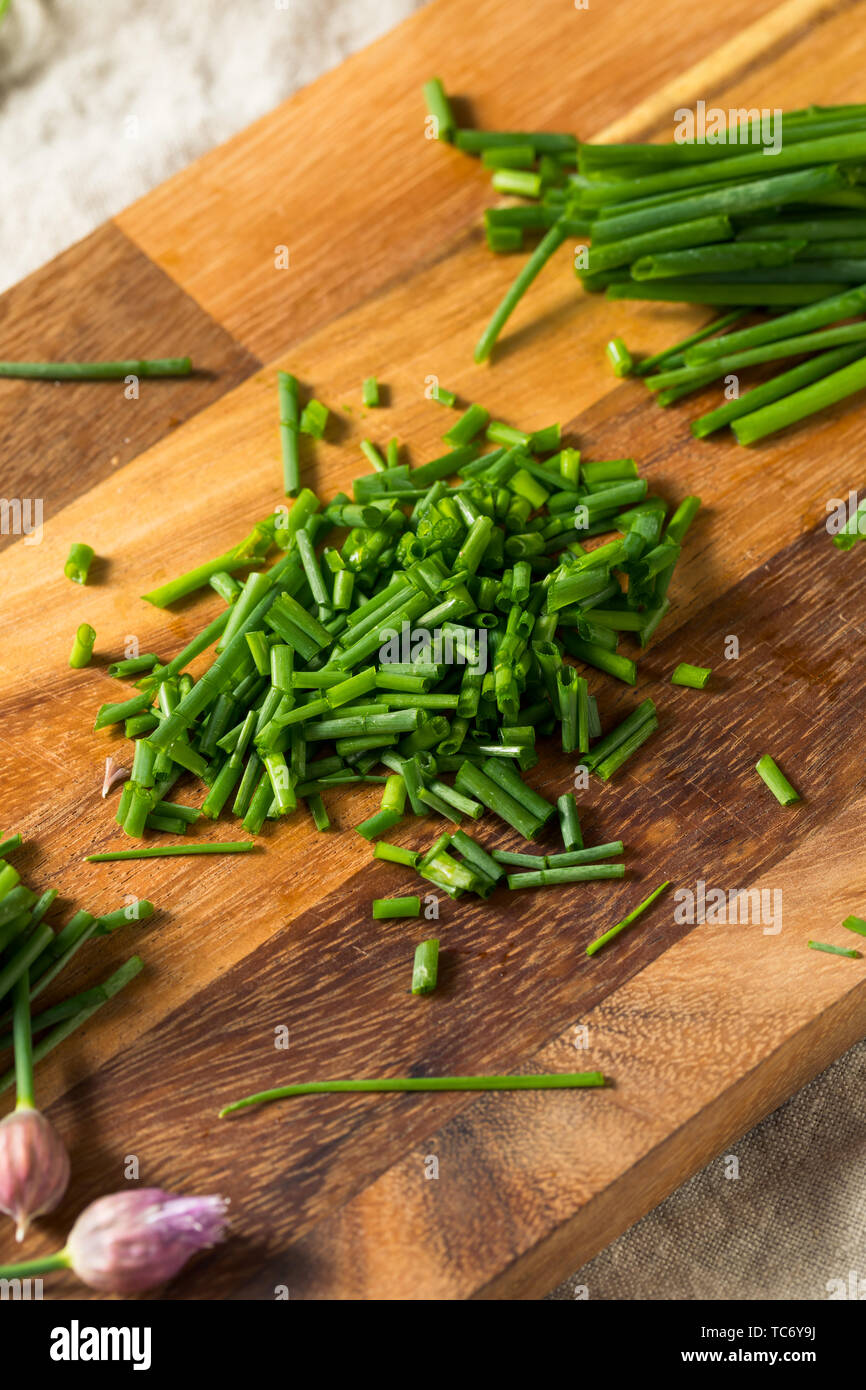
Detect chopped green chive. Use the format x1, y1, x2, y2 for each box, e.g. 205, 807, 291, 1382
671, 662, 712, 689
0, 358, 191, 379
411, 937, 439, 993
606, 338, 634, 377
86, 842, 255, 861
362, 376, 380, 408
586, 880, 671, 957
373, 896, 421, 919
755, 755, 801, 806
64, 542, 94, 585
842, 915, 866, 937
278, 371, 301, 497
220, 1070, 606, 1115
69, 623, 96, 669
807, 940, 861, 958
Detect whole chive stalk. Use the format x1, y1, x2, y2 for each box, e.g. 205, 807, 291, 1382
755, 755, 801, 806
411, 937, 439, 993
64, 543, 94, 586
475, 220, 568, 363
586, 880, 671, 957
220, 1070, 607, 1115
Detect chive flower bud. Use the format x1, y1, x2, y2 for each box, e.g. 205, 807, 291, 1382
66, 1188, 230, 1294
0, 1106, 70, 1242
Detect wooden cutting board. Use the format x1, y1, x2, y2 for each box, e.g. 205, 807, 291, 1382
1, 0, 865, 1301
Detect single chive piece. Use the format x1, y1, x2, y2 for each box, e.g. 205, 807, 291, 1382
64, 542, 94, 585
481, 143, 536, 169
475, 220, 568, 363
355, 808, 402, 841
411, 938, 440, 994
842, 915, 866, 938
586, 880, 671, 957
107, 654, 159, 678
507, 864, 625, 888
0, 358, 191, 379
0, 833, 22, 856
807, 940, 860, 958
431, 383, 457, 408
556, 793, 583, 851
373, 896, 421, 920
444, 403, 490, 446
220, 1069, 606, 1115
86, 842, 255, 861
373, 841, 420, 868
606, 338, 634, 377
210, 570, 242, 604
69, 623, 96, 669
546, 841, 624, 867
671, 663, 712, 689
422, 77, 456, 142
491, 168, 542, 198
362, 377, 380, 408
360, 438, 387, 471
299, 398, 329, 438
487, 225, 524, 253
278, 370, 301, 497
492, 848, 546, 868
306, 794, 330, 831
755, 755, 801, 806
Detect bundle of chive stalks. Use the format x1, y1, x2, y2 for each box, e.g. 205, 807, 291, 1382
0, 835, 146, 1093
90, 375, 699, 894
424, 82, 866, 442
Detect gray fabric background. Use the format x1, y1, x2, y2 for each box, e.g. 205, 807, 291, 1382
1, 0, 863, 1301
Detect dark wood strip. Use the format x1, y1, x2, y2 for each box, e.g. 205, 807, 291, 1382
0, 224, 258, 549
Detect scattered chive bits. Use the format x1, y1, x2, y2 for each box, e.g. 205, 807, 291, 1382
411, 938, 439, 994
671, 662, 712, 689
69, 624, 96, 669
89, 383, 697, 918
807, 940, 861, 959
428, 87, 866, 438
220, 1070, 607, 1116
64, 543, 94, 586
755, 754, 801, 806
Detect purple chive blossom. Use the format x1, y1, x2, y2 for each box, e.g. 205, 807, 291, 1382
102, 757, 131, 798
66, 1189, 230, 1294
0, 1107, 71, 1242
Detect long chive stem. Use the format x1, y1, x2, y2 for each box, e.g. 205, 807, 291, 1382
220, 1070, 607, 1115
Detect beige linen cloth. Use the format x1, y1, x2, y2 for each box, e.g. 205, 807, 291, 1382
2, 0, 863, 1302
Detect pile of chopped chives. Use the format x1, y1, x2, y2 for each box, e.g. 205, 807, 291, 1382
90, 384, 700, 859
425, 88, 866, 441
0, 836, 147, 1092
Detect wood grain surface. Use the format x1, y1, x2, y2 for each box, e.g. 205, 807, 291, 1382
1, 0, 865, 1300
